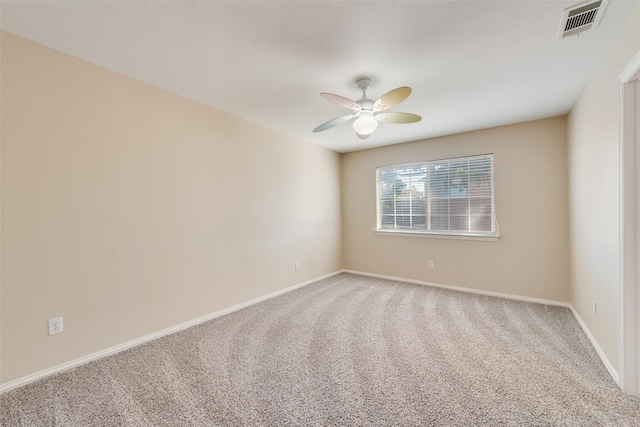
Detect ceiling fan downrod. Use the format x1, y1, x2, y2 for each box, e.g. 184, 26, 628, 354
355, 77, 374, 110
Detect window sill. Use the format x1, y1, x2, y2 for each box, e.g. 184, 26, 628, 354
374, 229, 500, 242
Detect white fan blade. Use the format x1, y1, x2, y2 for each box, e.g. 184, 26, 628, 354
374, 112, 422, 123
313, 114, 356, 133
320, 93, 362, 112
373, 87, 412, 112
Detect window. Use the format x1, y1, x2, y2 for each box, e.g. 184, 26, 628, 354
376, 154, 498, 238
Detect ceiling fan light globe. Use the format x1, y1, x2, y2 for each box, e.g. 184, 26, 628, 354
355, 132, 371, 140
352, 112, 378, 137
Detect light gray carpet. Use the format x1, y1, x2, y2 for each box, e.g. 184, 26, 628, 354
2, 273, 640, 426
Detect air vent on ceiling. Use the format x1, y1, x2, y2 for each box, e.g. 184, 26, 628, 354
558, 0, 608, 39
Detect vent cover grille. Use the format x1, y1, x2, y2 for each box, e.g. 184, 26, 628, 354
558, 0, 608, 38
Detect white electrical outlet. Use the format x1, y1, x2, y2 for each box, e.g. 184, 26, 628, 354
428, 260, 435, 269
48, 317, 63, 335
295, 261, 300, 271
592, 300, 597, 316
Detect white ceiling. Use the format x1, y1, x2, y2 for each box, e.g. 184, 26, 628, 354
1, 1, 638, 153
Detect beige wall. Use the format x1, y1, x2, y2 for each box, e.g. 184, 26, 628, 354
0, 31, 342, 384
4, 2, 639, 388
567, 3, 640, 375
342, 117, 570, 302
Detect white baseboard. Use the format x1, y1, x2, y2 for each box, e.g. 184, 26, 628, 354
344, 269, 620, 385
569, 306, 620, 385
2, 269, 620, 393
343, 269, 571, 307
0, 270, 342, 394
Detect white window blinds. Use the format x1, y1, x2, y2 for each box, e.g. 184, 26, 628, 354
376, 154, 498, 237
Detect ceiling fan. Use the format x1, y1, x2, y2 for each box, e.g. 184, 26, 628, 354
313, 77, 422, 139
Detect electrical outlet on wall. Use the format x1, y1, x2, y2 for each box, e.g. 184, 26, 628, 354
48, 317, 63, 335
592, 300, 597, 316
428, 260, 435, 269
295, 261, 300, 271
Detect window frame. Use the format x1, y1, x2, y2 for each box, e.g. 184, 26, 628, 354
375, 154, 500, 240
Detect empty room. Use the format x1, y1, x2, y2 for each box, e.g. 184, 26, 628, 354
1, 1, 640, 425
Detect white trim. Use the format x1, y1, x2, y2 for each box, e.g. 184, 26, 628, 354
343, 269, 570, 307
0, 270, 342, 394
374, 230, 500, 242
345, 269, 620, 383
619, 48, 640, 397
2, 269, 621, 394
619, 49, 640, 82
571, 306, 620, 384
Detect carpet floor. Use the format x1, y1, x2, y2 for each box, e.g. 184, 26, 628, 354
2, 273, 640, 426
